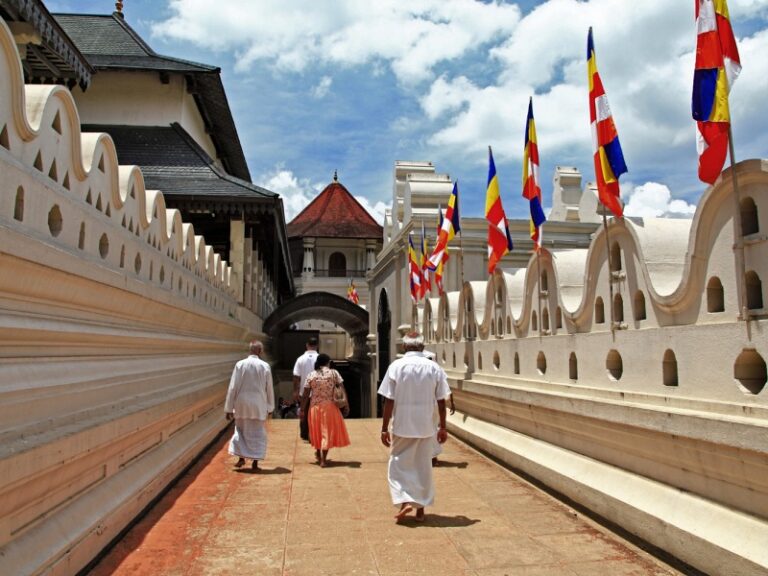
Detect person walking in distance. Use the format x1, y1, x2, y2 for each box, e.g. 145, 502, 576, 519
300, 353, 351, 467
225, 340, 274, 471
293, 337, 319, 441
378, 331, 451, 522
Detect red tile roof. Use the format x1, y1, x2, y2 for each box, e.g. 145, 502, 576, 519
287, 178, 383, 239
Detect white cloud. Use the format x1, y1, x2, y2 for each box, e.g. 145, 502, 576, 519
623, 182, 697, 219
354, 196, 390, 225
255, 167, 321, 222
311, 76, 333, 99
151, 0, 521, 84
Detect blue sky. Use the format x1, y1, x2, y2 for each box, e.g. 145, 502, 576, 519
47, 0, 768, 223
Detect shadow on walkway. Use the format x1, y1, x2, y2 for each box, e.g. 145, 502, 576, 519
234, 466, 292, 475
399, 514, 480, 528
433, 459, 468, 468
317, 460, 362, 468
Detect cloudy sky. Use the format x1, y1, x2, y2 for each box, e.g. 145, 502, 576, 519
47, 0, 768, 223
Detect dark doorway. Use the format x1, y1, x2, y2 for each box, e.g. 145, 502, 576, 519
328, 252, 347, 277
377, 289, 391, 417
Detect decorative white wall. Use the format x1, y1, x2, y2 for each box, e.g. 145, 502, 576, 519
0, 18, 259, 575
413, 162, 768, 575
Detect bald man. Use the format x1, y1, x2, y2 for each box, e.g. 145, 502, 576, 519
225, 340, 274, 471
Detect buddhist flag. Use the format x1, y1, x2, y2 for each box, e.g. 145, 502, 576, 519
420, 220, 432, 297
408, 233, 423, 303
692, 0, 741, 184
427, 181, 461, 270
523, 97, 546, 250
347, 279, 359, 304
485, 146, 513, 274
588, 27, 628, 218
434, 206, 448, 295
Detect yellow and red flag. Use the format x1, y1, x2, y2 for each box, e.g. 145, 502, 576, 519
588, 27, 628, 218
427, 181, 460, 270
434, 206, 448, 295
485, 146, 513, 273
420, 220, 432, 297
692, 0, 741, 184
347, 279, 359, 304
523, 97, 546, 250
408, 233, 423, 303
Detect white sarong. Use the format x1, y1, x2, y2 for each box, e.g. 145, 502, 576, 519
229, 418, 267, 460
431, 406, 443, 458
388, 435, 434, 508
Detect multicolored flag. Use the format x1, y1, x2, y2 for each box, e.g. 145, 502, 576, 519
522, 97, 546, 250
588, 27, 628, 218
692, 0, 741, 184
408, 233, 423, 303
485, 146, 513, 274
420, 220, 432, 297
347, 279, 360, 304
434, 206, 448, 295
427, 181, 461, 270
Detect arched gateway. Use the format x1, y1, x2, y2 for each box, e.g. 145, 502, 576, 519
263, 291, 372, 416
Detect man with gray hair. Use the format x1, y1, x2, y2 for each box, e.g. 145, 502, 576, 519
225, 340, 274, 471
379, 331, 451, 522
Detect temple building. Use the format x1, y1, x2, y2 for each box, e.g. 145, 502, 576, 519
285, 172, 382, 358
53, 6, 293, 315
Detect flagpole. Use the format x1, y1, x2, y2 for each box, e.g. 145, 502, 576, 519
727, 126, 750, 331
535, 247, 543, 335
601, 208, 615, 333
406, 230, 415, 330
457, 229, 466, 295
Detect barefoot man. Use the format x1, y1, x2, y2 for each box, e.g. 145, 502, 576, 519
225, 340, 274, 471
379, 331, 451, 522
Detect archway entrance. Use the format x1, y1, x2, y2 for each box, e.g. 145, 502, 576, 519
264, 292, 371, 417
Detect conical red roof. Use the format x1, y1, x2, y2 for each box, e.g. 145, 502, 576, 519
287, 177, 383, 239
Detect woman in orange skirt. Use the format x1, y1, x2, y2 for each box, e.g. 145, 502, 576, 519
300, 353, 350, 467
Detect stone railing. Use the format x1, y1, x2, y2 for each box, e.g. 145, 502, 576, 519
415, 159, 768, 575
0, 17, 259, 575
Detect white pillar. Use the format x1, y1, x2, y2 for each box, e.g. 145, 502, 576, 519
366, 240, 377, 271
303, 238, 315, 278
229, 219, 245, 303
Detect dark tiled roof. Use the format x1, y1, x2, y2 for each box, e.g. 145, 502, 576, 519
53, 13, 215, 72
288, 179, 383, 240
83, 123, 275, 200
0, 0, 93, 88
54, 12, 251, 182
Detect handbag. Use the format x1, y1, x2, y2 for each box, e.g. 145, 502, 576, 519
332, 371, 348, 413
333, 382, 348, 409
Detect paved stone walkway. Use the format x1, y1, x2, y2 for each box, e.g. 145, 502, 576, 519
87, 419, 683, 575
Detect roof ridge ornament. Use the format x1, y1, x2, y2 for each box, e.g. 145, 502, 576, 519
115, 1, 124, 18
333, 170, 338, 182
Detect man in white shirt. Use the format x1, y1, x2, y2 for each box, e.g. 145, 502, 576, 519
293, 337, 319, 441
225, 340, 274, 471
379, 331, 451, 522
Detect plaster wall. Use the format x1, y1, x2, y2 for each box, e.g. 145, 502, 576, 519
70, 71, 219, 162
0, 19, 259, 575
370, 157, 768, 574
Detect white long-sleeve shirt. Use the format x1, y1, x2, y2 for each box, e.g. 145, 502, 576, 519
224, 354, 274, 420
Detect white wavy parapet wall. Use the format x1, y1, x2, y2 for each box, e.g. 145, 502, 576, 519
416, 151, 768, 570
0, 17, 257, 575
